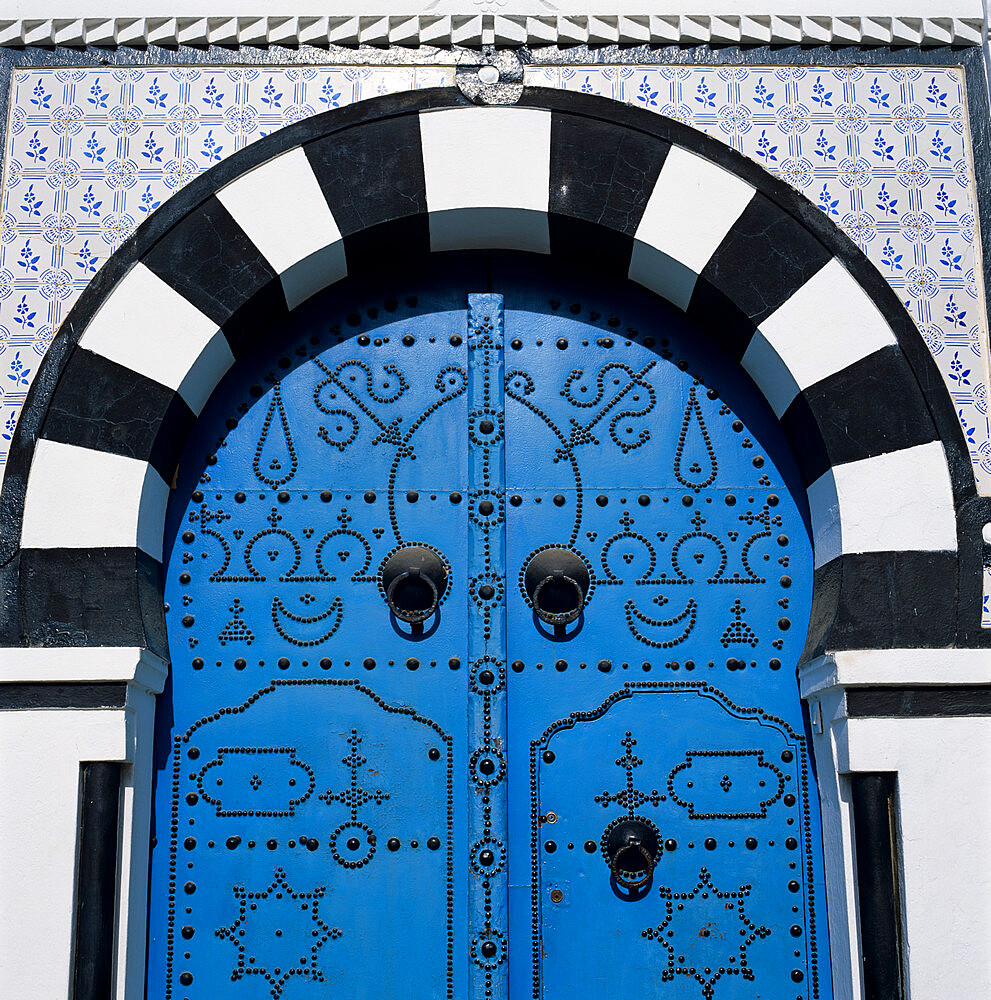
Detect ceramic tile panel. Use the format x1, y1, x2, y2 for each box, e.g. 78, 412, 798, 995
1, 62, 989, 502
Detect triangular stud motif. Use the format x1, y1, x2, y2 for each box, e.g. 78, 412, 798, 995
218, 598, 255, 645
720, 598, 759, 648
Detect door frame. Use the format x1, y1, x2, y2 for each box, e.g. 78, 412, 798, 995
0, 88, 987, 999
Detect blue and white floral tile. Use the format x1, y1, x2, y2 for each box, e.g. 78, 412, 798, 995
554, 66, 614, 100
2, 62, 990, 498
414, 67, 454, 91
983, 566, 991, 627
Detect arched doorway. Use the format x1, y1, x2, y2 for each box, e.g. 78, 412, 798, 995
147, 254, 830, 999
1, 87, 973, 1000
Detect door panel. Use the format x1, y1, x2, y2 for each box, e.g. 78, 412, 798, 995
150, 288, 474, 1000
150, 256, 830, 1000
501, 284, 825, 1000
531, 688, 820, 1000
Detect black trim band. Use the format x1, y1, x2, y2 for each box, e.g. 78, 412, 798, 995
781, 345, 941, 489
45, 347, 196, 482
19, 548, 168, 655
808, 551, 959, 655
142, 194, 287, 357
0, 683, 127, 709
847, 686, 991, 717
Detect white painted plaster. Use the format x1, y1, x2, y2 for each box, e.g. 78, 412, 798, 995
79, 262, 234, 415
800, 649, 991, 698
116, 682, 161, 1000
742, 258, 898, 417
844, 716, 991, 1000
0, 710, 128, 1000
0, 652, 164, 1000
1, 4, 984, 29
420, 107, 551, 253
629, 145, 755, 310
807, 688, 861, 1000
806, 660, 991, 1000
806, 441, 957, 567
0, 647, 168, 686
21, 440, 169, 560
0, 15, 983, 48
430, 206, 550, 253
216, 146, 347, 310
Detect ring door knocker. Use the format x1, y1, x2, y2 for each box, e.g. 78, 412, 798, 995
603, 816, 662, 891
381, 544, 449, 626
523, 548, 590, 626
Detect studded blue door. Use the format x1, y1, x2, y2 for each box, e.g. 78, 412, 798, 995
149, 259, 832, 1000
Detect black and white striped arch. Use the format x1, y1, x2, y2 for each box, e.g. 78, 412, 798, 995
1, 87, 983, 655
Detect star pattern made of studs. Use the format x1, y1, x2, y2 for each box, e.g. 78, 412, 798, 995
642, 865, 771, 1000
215, 866, 342, 999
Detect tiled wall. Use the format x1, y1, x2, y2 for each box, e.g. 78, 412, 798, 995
1, 63, 988, 518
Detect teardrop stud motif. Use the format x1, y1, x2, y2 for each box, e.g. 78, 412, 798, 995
253, 383, 298, 487
673, 384, 717, 492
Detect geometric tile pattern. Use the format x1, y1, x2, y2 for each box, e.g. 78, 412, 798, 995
2, 62, 989, 503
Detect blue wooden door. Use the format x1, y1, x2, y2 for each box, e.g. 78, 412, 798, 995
148, 259, 831, 1000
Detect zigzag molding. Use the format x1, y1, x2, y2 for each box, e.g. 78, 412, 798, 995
0, 14, 984, 48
